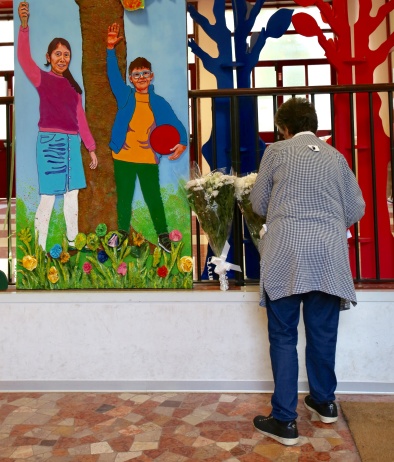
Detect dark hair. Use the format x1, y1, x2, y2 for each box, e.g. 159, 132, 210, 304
274, 97, 318, 135
128, 57, 152, 75
45, 37, 82, 94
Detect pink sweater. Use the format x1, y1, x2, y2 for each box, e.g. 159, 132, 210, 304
18, 26, 96, 152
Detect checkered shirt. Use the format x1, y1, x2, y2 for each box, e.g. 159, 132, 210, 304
250, 132, 365, 310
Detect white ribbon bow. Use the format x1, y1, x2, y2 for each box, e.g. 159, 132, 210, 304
210, 241, 242, 275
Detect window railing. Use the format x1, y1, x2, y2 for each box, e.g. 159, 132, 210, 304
2, 83, 394, 286
189, 83, 394, 285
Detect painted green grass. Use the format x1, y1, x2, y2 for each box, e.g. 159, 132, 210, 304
16, 184, 193, 290
132, 183, 191, 253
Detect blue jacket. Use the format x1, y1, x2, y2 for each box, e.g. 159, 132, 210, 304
107, 48, 188, 154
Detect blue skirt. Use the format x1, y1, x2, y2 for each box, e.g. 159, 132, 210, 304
36, 132, 86, 195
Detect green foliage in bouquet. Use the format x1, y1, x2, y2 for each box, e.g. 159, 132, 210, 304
234, 173, 266, 250
185, 169, 235, 256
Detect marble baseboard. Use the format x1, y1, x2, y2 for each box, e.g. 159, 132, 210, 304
0, 380, 393, 394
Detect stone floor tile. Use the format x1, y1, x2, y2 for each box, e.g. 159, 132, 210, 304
129, 440, 159, 451
10, 445, 34, 459
91, 442, 115, 454
0, 392, 384, 461
114, 451, 143, 461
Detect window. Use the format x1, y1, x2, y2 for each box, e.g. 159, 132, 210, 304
232, 5, 334, 137
0, 18, 14, 139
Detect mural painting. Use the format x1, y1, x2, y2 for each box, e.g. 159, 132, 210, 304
14, 0, 192, 290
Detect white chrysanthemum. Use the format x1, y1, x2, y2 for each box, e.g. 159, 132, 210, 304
223, 176, 235, 185
185, 179, 197, 190
234, 173, 257, 200
244, 172, 257, 187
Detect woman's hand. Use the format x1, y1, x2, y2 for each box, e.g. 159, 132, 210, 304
18, 2, 29, 29
168, 144, 187, 161
89, 151, 98, 169
107, 23, 123, 50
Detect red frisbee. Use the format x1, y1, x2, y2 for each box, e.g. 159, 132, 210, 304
150, 124, 181, 155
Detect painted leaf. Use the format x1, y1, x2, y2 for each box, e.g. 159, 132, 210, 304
266, 9, 294, 39
292, 12, 321, 38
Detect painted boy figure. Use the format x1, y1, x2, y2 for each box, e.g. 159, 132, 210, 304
106, 23, 187, 253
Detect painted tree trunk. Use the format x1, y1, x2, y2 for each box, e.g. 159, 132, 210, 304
74, 0, 126, 233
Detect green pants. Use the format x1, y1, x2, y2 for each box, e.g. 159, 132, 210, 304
113, 159, 168, 235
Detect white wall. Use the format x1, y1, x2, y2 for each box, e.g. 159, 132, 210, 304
0, 289, 393, 393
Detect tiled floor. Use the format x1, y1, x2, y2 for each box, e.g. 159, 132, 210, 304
2, 391, 392, 461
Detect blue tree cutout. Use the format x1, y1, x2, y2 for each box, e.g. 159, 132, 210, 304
188, 0, 293, 171
188, 0, 293, 279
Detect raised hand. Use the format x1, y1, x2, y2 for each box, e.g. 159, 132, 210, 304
18, 1, 29, 29
107, 23, 123, 50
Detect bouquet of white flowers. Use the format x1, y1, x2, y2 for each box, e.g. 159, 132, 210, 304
185, 167, 240, 289
234, 173, 266, 250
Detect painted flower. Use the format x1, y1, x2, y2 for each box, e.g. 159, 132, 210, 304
22, 255, 37, 271
157, 265, 168, 278
130, 246, 141, 258
75, 233, 87, 250
97, 250, 108, 264
122, 0, 144, 11
117, 262, 127, 276
178, 256, 193, 273
60, 251, 70, 264
48, 266, 59, 284
95, 223, 107, 238
133, 232, 145, 247
169, 229, 182, 242
86, 233, 100, 251
82, 262, 93, 274
106, 232, 119, 248
49, 244, 62, 259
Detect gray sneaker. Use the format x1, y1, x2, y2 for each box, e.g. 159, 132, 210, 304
158, 233, 171, 253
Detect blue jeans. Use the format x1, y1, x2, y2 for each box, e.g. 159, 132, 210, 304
266, 291, 340, 422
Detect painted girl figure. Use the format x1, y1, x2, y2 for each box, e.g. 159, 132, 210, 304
17, 2, 98, 250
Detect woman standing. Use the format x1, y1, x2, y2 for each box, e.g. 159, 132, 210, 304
17, 1, 98, 250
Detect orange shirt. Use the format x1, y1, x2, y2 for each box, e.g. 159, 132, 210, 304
112, 92, 156, 164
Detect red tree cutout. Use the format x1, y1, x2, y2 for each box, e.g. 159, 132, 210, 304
293, 0, 394, 279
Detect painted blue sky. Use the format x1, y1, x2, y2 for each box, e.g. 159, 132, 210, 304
14, 0, 189, 213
